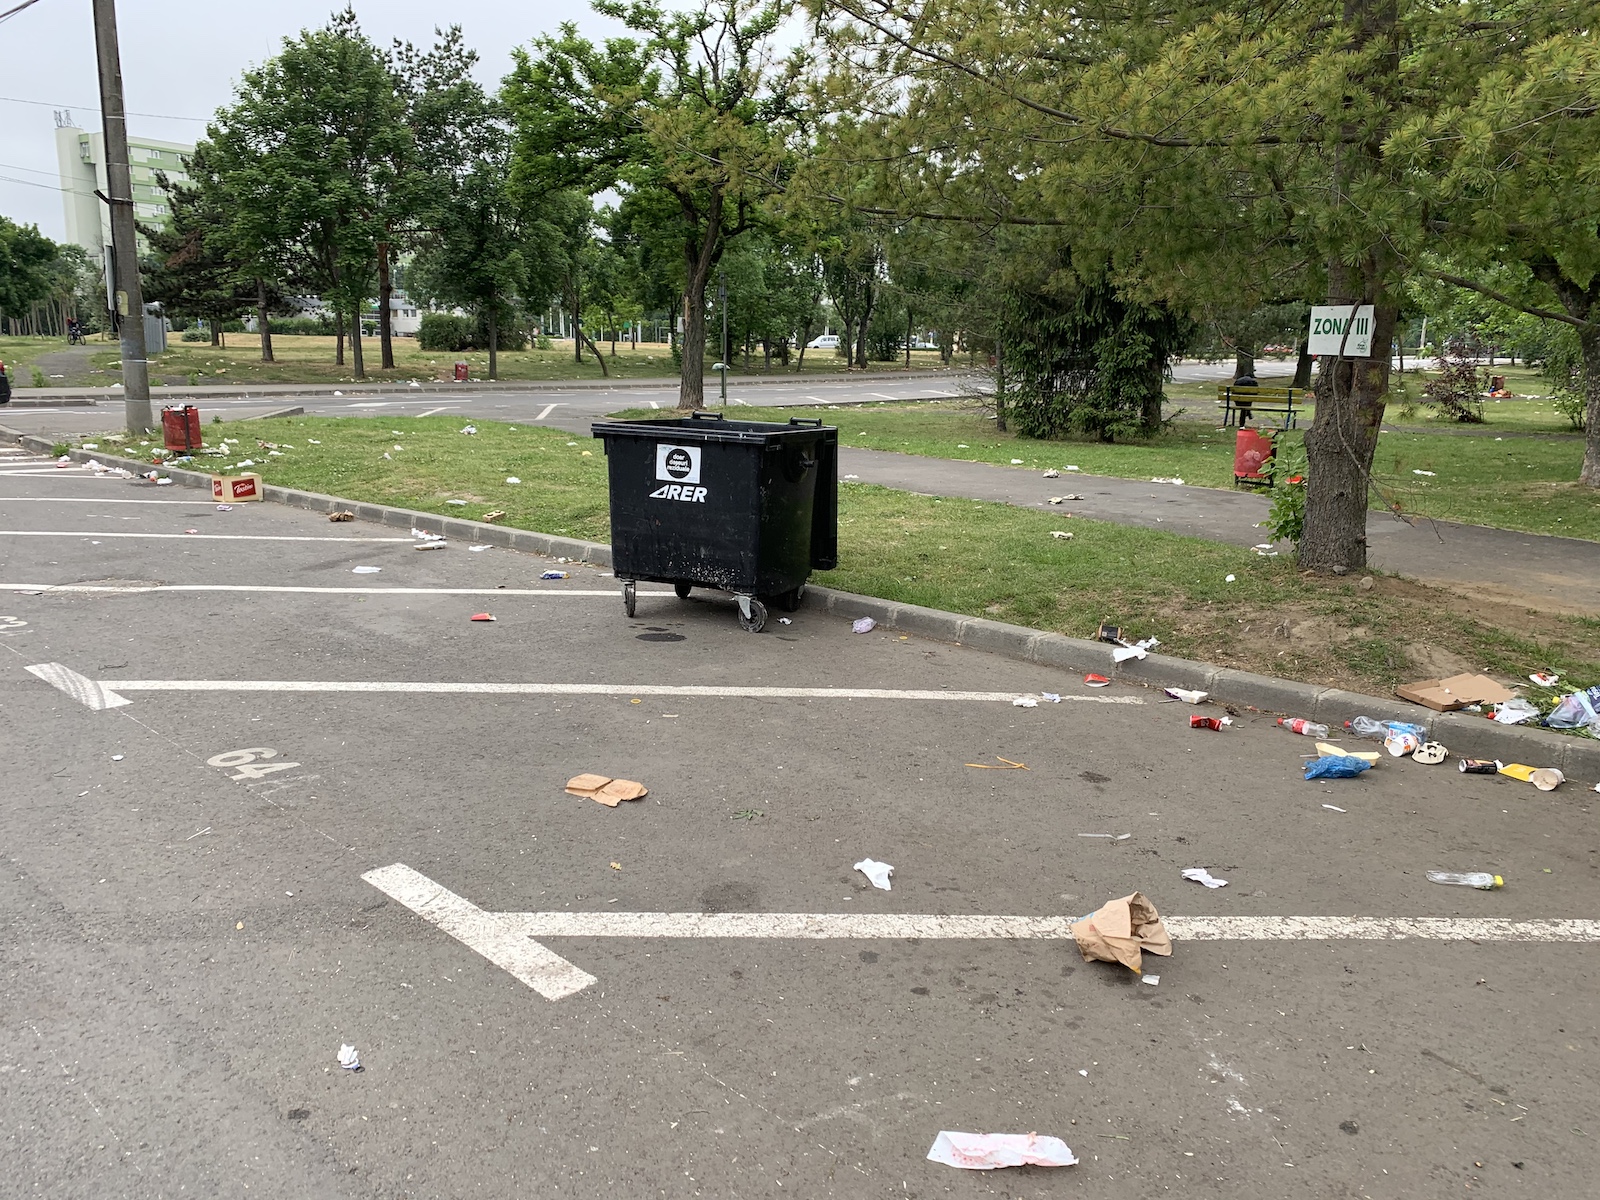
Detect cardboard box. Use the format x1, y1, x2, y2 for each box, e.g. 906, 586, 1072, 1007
211, 472, 263, 502
1396, 673, 1515, 712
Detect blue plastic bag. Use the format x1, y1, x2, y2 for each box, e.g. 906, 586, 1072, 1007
1305, 755, 1372, 780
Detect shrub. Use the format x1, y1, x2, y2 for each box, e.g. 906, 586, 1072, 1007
1554, 389, 1588, 432
268, 316, 341, 337
416, 313, 527, 352
181, 327, 209, 342
1267, 443, 1308, 546
1421, 338, 1486, 422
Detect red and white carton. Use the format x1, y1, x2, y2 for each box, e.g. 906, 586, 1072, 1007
211, 472, 263, 502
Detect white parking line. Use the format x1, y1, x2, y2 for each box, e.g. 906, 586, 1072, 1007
107, 679, 1145, 703
415, 406, 460, 418
1, 583, 671, 597
362, 864, 595, 1001
534, 403, 560, 420
870, 393, 898, 400
0, 531, 413, 542
362, 864, 1600, 1002
24, 662, 131, 709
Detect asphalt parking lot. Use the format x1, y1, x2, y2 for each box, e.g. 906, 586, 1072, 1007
2, 444, 1597, 1199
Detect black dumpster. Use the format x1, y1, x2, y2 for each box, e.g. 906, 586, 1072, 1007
592, 412, 837, 632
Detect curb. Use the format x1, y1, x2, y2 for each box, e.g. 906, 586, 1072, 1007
6, 424, 1595, 785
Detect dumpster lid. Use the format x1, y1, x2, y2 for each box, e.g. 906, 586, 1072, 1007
592, 412, 834, 445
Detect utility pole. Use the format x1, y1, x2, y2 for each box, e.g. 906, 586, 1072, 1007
718, 266, 728, 405
92, 0, 152, 435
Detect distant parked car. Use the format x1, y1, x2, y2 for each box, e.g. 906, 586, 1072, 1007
806, 334, 840, 350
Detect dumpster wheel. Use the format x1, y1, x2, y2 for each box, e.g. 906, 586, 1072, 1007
735, 595, 767, 634
622, 580, 637, 618
674, 582, 692, 600
776, 584, 805, 613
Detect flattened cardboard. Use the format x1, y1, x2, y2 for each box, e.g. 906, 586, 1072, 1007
1396, 672, 1515, 712
565, 773, 648, 807
1070, 891, 1172, 974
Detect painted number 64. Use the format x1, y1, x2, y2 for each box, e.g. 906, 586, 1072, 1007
207, 747, 299, 781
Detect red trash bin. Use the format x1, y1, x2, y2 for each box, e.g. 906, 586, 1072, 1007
454, 361, 470, 382
162, 405, 203, 454
1233, 428, 1276, 486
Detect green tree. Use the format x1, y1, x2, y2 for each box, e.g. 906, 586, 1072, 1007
204, 7, 414, 380
0, 215, 60, 321
809, 0, 1597, 568
505, 0, 797, 407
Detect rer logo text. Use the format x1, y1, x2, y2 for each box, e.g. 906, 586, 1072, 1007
649, 483, 708, 502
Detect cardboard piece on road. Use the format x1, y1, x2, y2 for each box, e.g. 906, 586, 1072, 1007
1071, 891, 1172, 974
1396, 673, 1515, 712
565, 773, 648, 807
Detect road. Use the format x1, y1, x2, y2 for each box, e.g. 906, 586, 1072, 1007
1, 358, 1280, 439
2, 443, 1595, 1198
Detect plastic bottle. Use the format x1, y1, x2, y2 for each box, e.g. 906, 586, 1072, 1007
1278, 717, 1330, 738
1426, 870, 1504, 890
1347, 716, 1389, 738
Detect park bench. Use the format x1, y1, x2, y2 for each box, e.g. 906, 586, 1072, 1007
1215, 384, 1305, 429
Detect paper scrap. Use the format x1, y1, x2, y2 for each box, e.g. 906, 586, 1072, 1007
1181, 867, 1228, 889
1141, 974, 1160, 986
1070, 891, 1172, 974
1050, 530, 1073, 539
926, 1131, 1077, 1171
337, 1044, 361, 1071
505, 476, 521, 484
1012, 696, 1038, 708
565, 773, 648, 807
1040, 692, 1061, 702
1323, 804, 1347, 812
1529, 671, 1560, 687
1112, 645, 1147, 663
1164, 687, 1206, 704
470, 545, 489, 552
854, 858, 894, 890
352, 566, 381, 574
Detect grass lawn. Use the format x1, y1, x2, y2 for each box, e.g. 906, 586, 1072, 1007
75, 415, 1600, 700
118, 335, 964, 387
614, 400, 1597, 541
0, 335, 98, 385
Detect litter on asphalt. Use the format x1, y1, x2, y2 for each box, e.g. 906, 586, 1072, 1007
1498, 763, 1565, 791
1181, 867, 1228, 889
854, 858, 894, 890
1323, 804, 1347, 812
415, 541, 447, 551
1189, 715, 1231, 731
1315, 742, 1379, 764
1164, 688, 1207, 704
1305, 755, 1371, 780
470, 613, 495, 622
352, 566, 381, 574
1412, 741, 1449, 765
1085, 674, 1111, 687
541, 570, 571, 580
1071, 891, 1172, 974
927, 1131, 1077, 1171
565, 774, 649, 807
852, 617, 876, 633
1012, 696, 1038, 708
337, 1045, 361, 1071
329, 511, 354, 522
965, 756, 1028, 770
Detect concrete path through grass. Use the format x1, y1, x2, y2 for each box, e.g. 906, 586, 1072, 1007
832, 446, 1600, 617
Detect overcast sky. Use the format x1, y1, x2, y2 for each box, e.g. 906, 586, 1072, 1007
0, 0, 624, 240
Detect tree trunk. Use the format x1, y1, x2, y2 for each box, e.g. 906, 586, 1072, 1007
336, 305, 346, 366
377, 243, 395, 371
1299, 299, 1397, 572
796, 322, 811, 372
578, 326, 609, 376
210, 318, 220, 347
1579, 322, 1600, 487
570, 282, 584, 363
350, 307, 365, 381
256, 277, 274, 363
487, 307, 499, 381
994, 338, 1007, 433
1292, 339, 1313, 388
905, 307, 913, 368
838, 317, 854, 364
680, 277, 709, 408
855, 283, 875, 368
1233, 347, 1255, 380
762, 337, 771, 372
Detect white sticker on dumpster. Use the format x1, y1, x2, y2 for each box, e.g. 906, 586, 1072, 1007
656, 445, 701, 484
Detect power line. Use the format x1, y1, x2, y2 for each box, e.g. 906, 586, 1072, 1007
0, 94, 209, 123
0, 0, 46, 26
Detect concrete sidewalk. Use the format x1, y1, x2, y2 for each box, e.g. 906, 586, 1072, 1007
837, 446, 1600, 616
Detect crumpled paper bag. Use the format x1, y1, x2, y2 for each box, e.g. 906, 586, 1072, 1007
565, 773, 648, 807
1070, 891, 1172, 974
